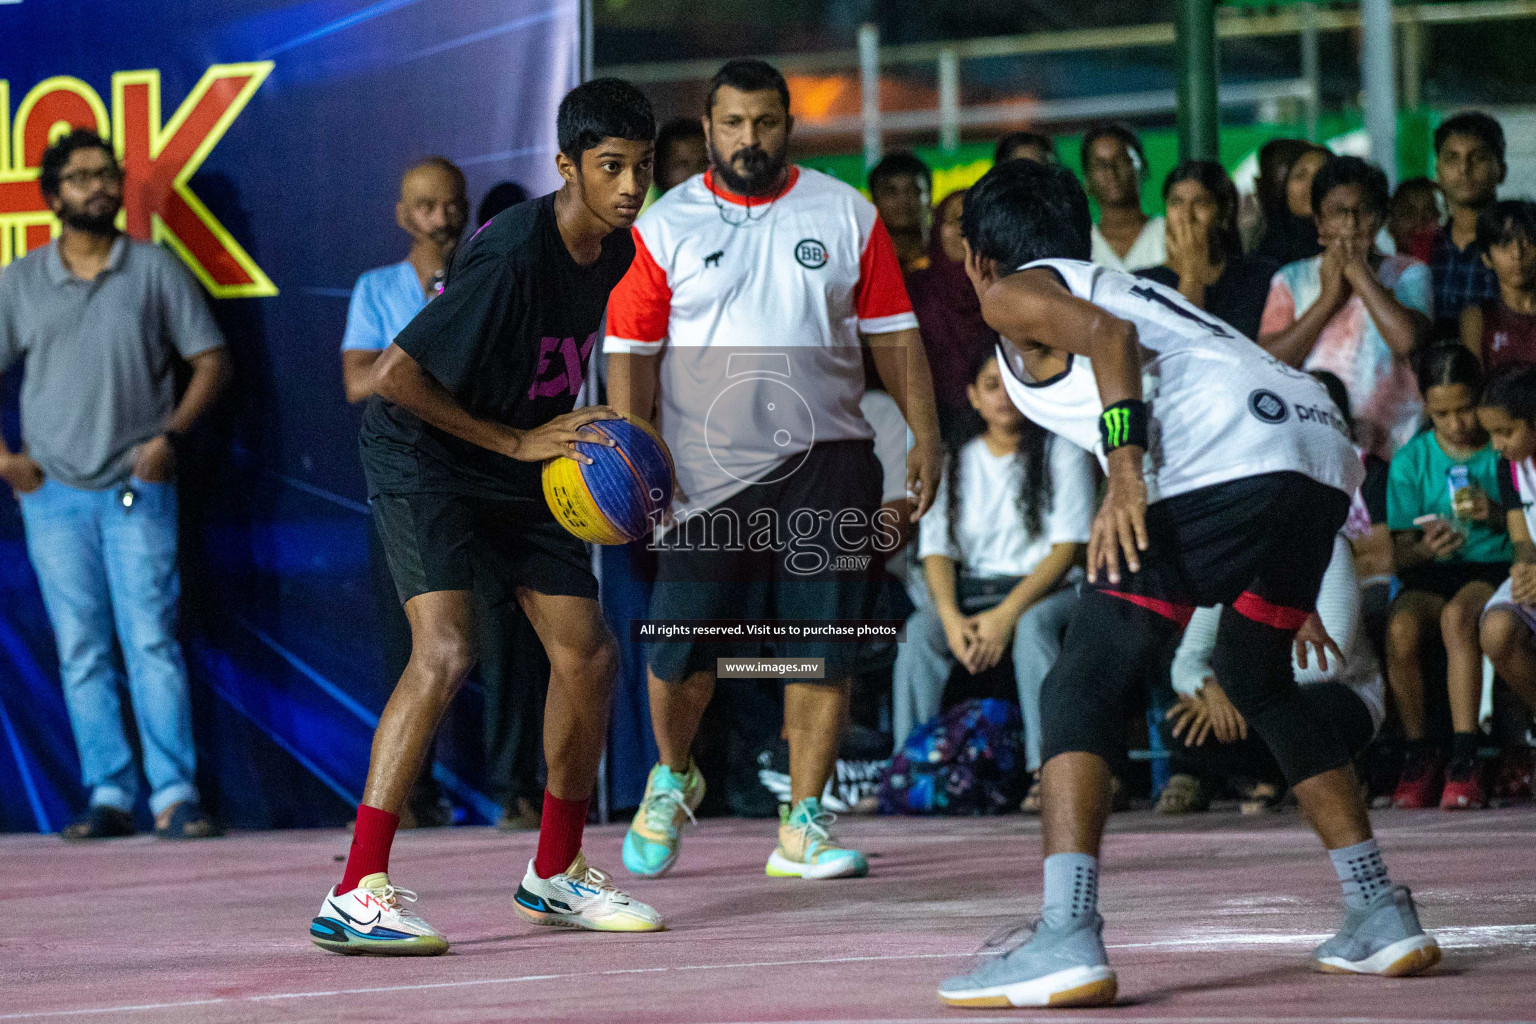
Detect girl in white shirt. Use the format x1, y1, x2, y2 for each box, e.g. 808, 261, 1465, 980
892, 351, 1098, 789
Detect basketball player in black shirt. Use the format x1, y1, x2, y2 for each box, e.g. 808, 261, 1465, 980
310, 79, 665, 956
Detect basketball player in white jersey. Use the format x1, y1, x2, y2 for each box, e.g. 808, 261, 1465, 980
936, 160, 1440, 1009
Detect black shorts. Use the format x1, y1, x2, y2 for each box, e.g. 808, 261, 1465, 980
371, 491, 597, 606
1040, 471, 1355, 785
1396, 560, 1509, 601
646, 440, 883, 684
1095, 471, 1351, 625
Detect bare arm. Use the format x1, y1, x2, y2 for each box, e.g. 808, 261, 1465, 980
342, 350, 383, 404
167, 348, 232, 435
923, 553, 963, 624
865, 326, 943, 521
605, 350, 660, 425
1350, 262, 1428, 357
991, 543, 1077, 622
975, 265, 1147, 582
373, 343, 616, 463
1511, 509, 1536, 565
128, 347, 232, 484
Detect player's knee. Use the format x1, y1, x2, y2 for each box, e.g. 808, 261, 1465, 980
1481, 609, 1527, 664
550, 633, 618, 690
1439, 593, 1483, 643
410, 630, 477, 686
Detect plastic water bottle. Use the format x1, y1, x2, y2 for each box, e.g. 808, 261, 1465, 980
1448, 464, 1471, 514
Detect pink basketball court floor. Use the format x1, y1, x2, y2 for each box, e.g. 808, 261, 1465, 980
3, 807, 1534, 1023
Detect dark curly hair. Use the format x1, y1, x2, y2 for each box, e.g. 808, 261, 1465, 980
39, 129, 116, 199
946, 347, 1055, 553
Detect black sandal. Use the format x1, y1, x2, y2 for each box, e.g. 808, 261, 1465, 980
155, 801, 222, 840
62, 805, 136, 841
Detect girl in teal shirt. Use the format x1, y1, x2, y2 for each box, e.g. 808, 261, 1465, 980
1385, 344, 1511, 809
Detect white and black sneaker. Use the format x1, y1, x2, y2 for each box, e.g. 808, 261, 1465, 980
514, 852, 665, 932
310, 872, 448, 955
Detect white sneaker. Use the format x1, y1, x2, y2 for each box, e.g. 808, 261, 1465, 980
513, 852, 665, 932
310, 872, 448, 955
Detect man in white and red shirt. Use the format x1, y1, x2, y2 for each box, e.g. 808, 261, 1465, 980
607, 59, 941, 883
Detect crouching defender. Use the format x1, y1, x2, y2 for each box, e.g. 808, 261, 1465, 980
937, 160, 1440, 1008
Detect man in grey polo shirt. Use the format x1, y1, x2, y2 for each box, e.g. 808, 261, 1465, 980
0, 130, 231, 840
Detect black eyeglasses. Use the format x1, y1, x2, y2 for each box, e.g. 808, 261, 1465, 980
60, 167, 124, 187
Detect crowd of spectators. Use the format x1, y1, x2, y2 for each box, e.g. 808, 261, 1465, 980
872, 110, 1536, 817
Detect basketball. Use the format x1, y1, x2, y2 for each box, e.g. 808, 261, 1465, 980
542, 413, 674, 545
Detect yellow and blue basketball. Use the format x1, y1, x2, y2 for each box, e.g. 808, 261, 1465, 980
542, 414, 674, 545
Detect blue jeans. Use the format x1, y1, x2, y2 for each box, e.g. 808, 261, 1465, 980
18, 477, 198, 816
892, 585, 1081, 771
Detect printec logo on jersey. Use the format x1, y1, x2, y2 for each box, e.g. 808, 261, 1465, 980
0, 62, 277, 298
1248, 389, 1290, 424
794, 238, 828, 269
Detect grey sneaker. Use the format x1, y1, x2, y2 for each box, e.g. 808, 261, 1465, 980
937, 916, 1117, 1008
1314, 885, 1440, 976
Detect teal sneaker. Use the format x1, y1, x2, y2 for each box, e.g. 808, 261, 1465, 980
765, 797, 868, 879
622, 761, 704, 877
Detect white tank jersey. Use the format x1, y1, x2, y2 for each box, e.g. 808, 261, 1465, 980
996, 259, 1364, 504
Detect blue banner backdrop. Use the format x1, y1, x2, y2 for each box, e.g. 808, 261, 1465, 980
0, 0, 580, 831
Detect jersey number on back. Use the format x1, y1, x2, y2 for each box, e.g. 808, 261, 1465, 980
1129, 284, 1234, 339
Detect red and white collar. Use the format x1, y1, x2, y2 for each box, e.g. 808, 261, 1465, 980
702, 166, 800, 206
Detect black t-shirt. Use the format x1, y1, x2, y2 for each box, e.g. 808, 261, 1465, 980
360, 193, 634, 501
1137, 255, 1279, 343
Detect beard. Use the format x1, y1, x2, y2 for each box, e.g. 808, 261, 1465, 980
59, 197, 121, 236
710, 140, 788, 197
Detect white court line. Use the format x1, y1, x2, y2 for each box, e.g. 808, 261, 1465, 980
4, 927, 1534, 1022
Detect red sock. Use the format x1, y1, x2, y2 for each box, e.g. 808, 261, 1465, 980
533, 791, 588, 879
340, 805, 400, 893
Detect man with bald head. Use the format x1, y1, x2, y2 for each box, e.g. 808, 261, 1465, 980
341, 157, 469, 400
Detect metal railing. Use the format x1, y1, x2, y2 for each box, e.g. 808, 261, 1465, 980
598, 0, 1536, 164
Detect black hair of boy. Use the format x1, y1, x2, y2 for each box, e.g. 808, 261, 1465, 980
557, 77, 656, 162
1434, 111, 1506, 165
1475, 199, 1536, 254
38, 128, 116, 198
961, 159, 1092, 270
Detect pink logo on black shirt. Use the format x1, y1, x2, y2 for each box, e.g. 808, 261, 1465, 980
527, 332, 598, 399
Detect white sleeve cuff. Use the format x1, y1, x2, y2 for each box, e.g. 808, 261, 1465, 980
858, 312, 919, 336
603, 335, 666, 355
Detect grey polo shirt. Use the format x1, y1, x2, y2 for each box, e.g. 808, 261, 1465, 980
0, 236, 225, 490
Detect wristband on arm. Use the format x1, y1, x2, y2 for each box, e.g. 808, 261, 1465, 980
1099, 399, 1149, 453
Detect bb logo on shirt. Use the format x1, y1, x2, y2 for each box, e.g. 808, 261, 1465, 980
794, 239, 829, 269
1248, 389, 1290, 424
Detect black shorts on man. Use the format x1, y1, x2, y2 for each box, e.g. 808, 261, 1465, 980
647, 439, 883, 684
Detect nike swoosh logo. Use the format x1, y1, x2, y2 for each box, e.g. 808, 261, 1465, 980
330, 901, 381, 928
